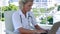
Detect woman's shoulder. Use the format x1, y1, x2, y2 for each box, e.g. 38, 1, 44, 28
13, 10, 22, 16
28, 11, 34, 16
12, 10, 21, 17
13, 11, 19, 15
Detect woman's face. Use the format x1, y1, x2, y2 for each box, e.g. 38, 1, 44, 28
23, 2, 33, 12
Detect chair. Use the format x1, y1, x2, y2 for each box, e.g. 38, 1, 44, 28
4, 11, 36, 34
48, 22, 60, 34
4, 11, 16, 34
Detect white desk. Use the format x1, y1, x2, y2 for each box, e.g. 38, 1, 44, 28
38, 24, 53, 30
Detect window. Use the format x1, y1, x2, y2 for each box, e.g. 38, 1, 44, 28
36, 0, 39, 2
9, 0, 18, 3
32, 0, 53, 25
42, 0, 47, 2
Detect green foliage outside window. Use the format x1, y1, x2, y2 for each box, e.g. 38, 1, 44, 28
40, 18, 47, 24
39, 8, 46, 13
1, 4, 18, 21
1, 4, 57, 23
2, 4, 18, 12
32, 8, 54, 24
57, 5, 60, 11
47, 16, 53, 25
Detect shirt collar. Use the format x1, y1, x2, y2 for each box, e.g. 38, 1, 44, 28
18, 10, 30, 18
18, 10, 23, 15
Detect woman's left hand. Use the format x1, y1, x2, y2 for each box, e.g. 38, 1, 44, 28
39, 28, 49, 34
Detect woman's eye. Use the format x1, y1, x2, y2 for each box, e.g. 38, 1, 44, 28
28, 5, 32, 7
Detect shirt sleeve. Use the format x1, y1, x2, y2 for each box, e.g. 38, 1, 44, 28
30, 12, 37, 26
12, 12, 22, 30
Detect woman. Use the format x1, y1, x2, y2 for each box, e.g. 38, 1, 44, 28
12, 0, 47, 34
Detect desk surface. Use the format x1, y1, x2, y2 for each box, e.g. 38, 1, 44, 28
38, 24, 53, 30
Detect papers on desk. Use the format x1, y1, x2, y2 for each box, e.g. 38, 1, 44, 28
53, 11, 60, 24
56, 27, 60, 34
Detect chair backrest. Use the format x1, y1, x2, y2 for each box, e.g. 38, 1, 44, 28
48, 22, 60, 34
4, 11, 15, 31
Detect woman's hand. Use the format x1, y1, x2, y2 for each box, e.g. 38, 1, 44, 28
34, 25, 49, 34
34, 29, 47, 34
39, 27, 50, 33
38, 29, 47, 33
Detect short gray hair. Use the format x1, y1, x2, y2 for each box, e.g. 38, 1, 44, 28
19, 0, 34, 9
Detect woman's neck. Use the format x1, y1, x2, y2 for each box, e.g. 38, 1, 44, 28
22, 9, 27, 17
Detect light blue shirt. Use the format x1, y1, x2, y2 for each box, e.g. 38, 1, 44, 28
12, 10, 37, 34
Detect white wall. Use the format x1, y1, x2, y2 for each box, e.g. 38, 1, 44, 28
0, 0, 9, 7
0, 0, 3, 7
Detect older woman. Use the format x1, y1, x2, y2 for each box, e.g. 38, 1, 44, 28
12, 0, 47, 34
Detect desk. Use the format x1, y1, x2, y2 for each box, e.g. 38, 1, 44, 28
38, 24, 53, 30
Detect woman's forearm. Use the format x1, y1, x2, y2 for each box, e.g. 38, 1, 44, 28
18, 27, 47, 34
18, 27, 36, 34
34, 25, 42, 30
34, 25, 48, 33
